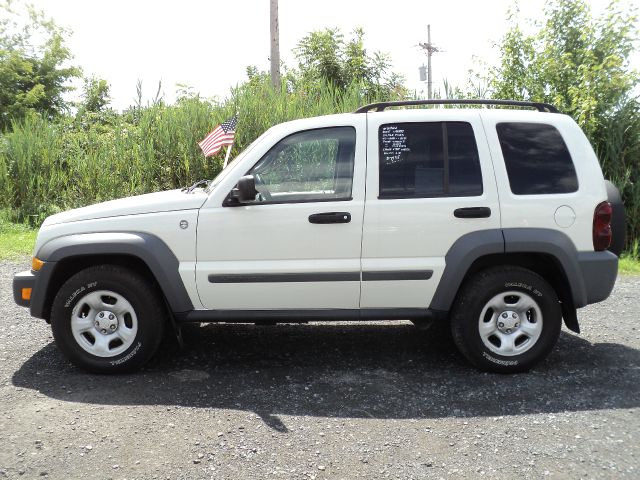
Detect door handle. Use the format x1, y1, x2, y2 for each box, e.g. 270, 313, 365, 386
454, 207, 491, 218
308, 212, 351, 224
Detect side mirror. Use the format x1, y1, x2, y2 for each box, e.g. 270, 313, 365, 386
236, 175, 258, 203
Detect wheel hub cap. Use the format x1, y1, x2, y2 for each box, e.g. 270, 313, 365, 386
497, 310, 520, 334
477, 290, 544, 357
94, 310, 118, 334
70, 290, 138, 358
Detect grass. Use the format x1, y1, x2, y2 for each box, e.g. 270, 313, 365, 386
619, 257, 640, 275
619, 240, 640, 275
0, 217, 36, 260
0, 79, 375, 226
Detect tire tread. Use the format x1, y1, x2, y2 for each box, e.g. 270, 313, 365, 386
50, 264, 166, 373
450, 266, 561, 373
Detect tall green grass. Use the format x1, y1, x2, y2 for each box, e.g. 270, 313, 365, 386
593, 100, 640, 248
0, 80, 371, 225
1, 78, 639, 253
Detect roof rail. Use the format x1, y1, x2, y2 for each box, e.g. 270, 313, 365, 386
355, 99, 559, 114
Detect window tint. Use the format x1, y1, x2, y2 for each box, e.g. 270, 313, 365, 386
448, 122, 483, 196
378, 122, 482, 198
248, 127, 355, 204
496, 122, 578, 195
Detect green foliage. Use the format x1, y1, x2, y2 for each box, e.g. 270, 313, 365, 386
492, 0, 637, 132
489, 0, 640, 246
0, 97, 219, 224
0, 1, 81, 130
619, 240, 640, 275
0, 212, 36, 259
0, 75, 394, 225
294, 28, 407, 100
0, 21, 408, 224
79, 76, 111, 114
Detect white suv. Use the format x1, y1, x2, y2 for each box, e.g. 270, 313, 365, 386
13, 100, 623, 373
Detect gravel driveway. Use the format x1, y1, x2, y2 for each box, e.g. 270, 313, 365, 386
1, 259, 638, 479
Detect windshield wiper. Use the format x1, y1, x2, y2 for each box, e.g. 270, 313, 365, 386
183, 179, 211, 193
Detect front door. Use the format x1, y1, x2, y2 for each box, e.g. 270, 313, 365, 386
196, 120, 366, 311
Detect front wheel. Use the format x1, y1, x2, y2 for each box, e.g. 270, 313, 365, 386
50, 265, 166, 373
450, 266, 562, 373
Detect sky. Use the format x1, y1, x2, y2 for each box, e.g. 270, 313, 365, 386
25, 0, 640, 110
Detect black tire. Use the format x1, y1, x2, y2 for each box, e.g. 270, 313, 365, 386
450, 266, 562, 373
50, 265, 166, 373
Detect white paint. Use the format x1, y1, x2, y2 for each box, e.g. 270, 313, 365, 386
360, 110, 501, 308
196, 114, 367, 309
481, 110, 606, 251
33, 108, 607, 311
555, 205, 577, 228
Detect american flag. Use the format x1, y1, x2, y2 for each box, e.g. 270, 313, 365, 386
198, 116, 238, 157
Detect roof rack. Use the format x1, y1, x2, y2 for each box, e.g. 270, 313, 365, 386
355, 99, 559, 114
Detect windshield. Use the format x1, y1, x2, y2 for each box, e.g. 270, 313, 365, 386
206, 129, 272, 192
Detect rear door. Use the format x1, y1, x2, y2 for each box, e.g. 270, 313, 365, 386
360, 110, 501, 309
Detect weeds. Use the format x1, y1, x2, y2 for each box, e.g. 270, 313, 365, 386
0, 78, 376, 225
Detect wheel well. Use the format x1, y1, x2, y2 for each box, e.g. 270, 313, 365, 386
41, 255, 159, 321
462, 253, 573, 308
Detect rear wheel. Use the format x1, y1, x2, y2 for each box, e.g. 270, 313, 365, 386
50, 265, 166, 373
451, 266, 562, 373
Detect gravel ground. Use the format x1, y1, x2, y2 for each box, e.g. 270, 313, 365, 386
0, 259, 638, 480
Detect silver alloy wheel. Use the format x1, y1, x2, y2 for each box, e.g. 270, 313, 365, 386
70, 290, 138, 358
478, 290, 543, 357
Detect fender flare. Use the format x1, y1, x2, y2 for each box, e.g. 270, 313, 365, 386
502, 228, 587, 307
429, 229, 504, 312
429, 228, 587, 312
31, 232, 193, 318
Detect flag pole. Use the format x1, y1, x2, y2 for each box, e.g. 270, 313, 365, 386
223, 144, 233, 168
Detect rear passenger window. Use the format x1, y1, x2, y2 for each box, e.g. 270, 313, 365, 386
496, 122, 578, 195
378, 122, 483, 198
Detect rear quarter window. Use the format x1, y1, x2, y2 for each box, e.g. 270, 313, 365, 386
496, 122, 578, 195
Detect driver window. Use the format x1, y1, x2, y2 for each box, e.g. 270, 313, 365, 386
248, 126, 356, 204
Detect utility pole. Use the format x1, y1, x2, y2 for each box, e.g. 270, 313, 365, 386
418, 25, 440, 99
270, 0, 281, 90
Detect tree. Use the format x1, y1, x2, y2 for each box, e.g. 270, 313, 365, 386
294, 28, 406, 100
79, 76, 110, 114
491, 0, 637, 135
489, 0, 640, 245
0, 1, 81, 130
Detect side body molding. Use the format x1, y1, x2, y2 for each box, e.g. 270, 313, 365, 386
33, 232, 193, 317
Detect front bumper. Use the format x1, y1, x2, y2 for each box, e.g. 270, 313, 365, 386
13, 270, 36, 308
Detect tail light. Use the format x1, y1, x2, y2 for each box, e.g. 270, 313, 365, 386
593, 201, 612, 251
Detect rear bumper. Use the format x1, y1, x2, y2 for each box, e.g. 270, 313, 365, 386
577, 250, 618, 306
13, 270, 36, 308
